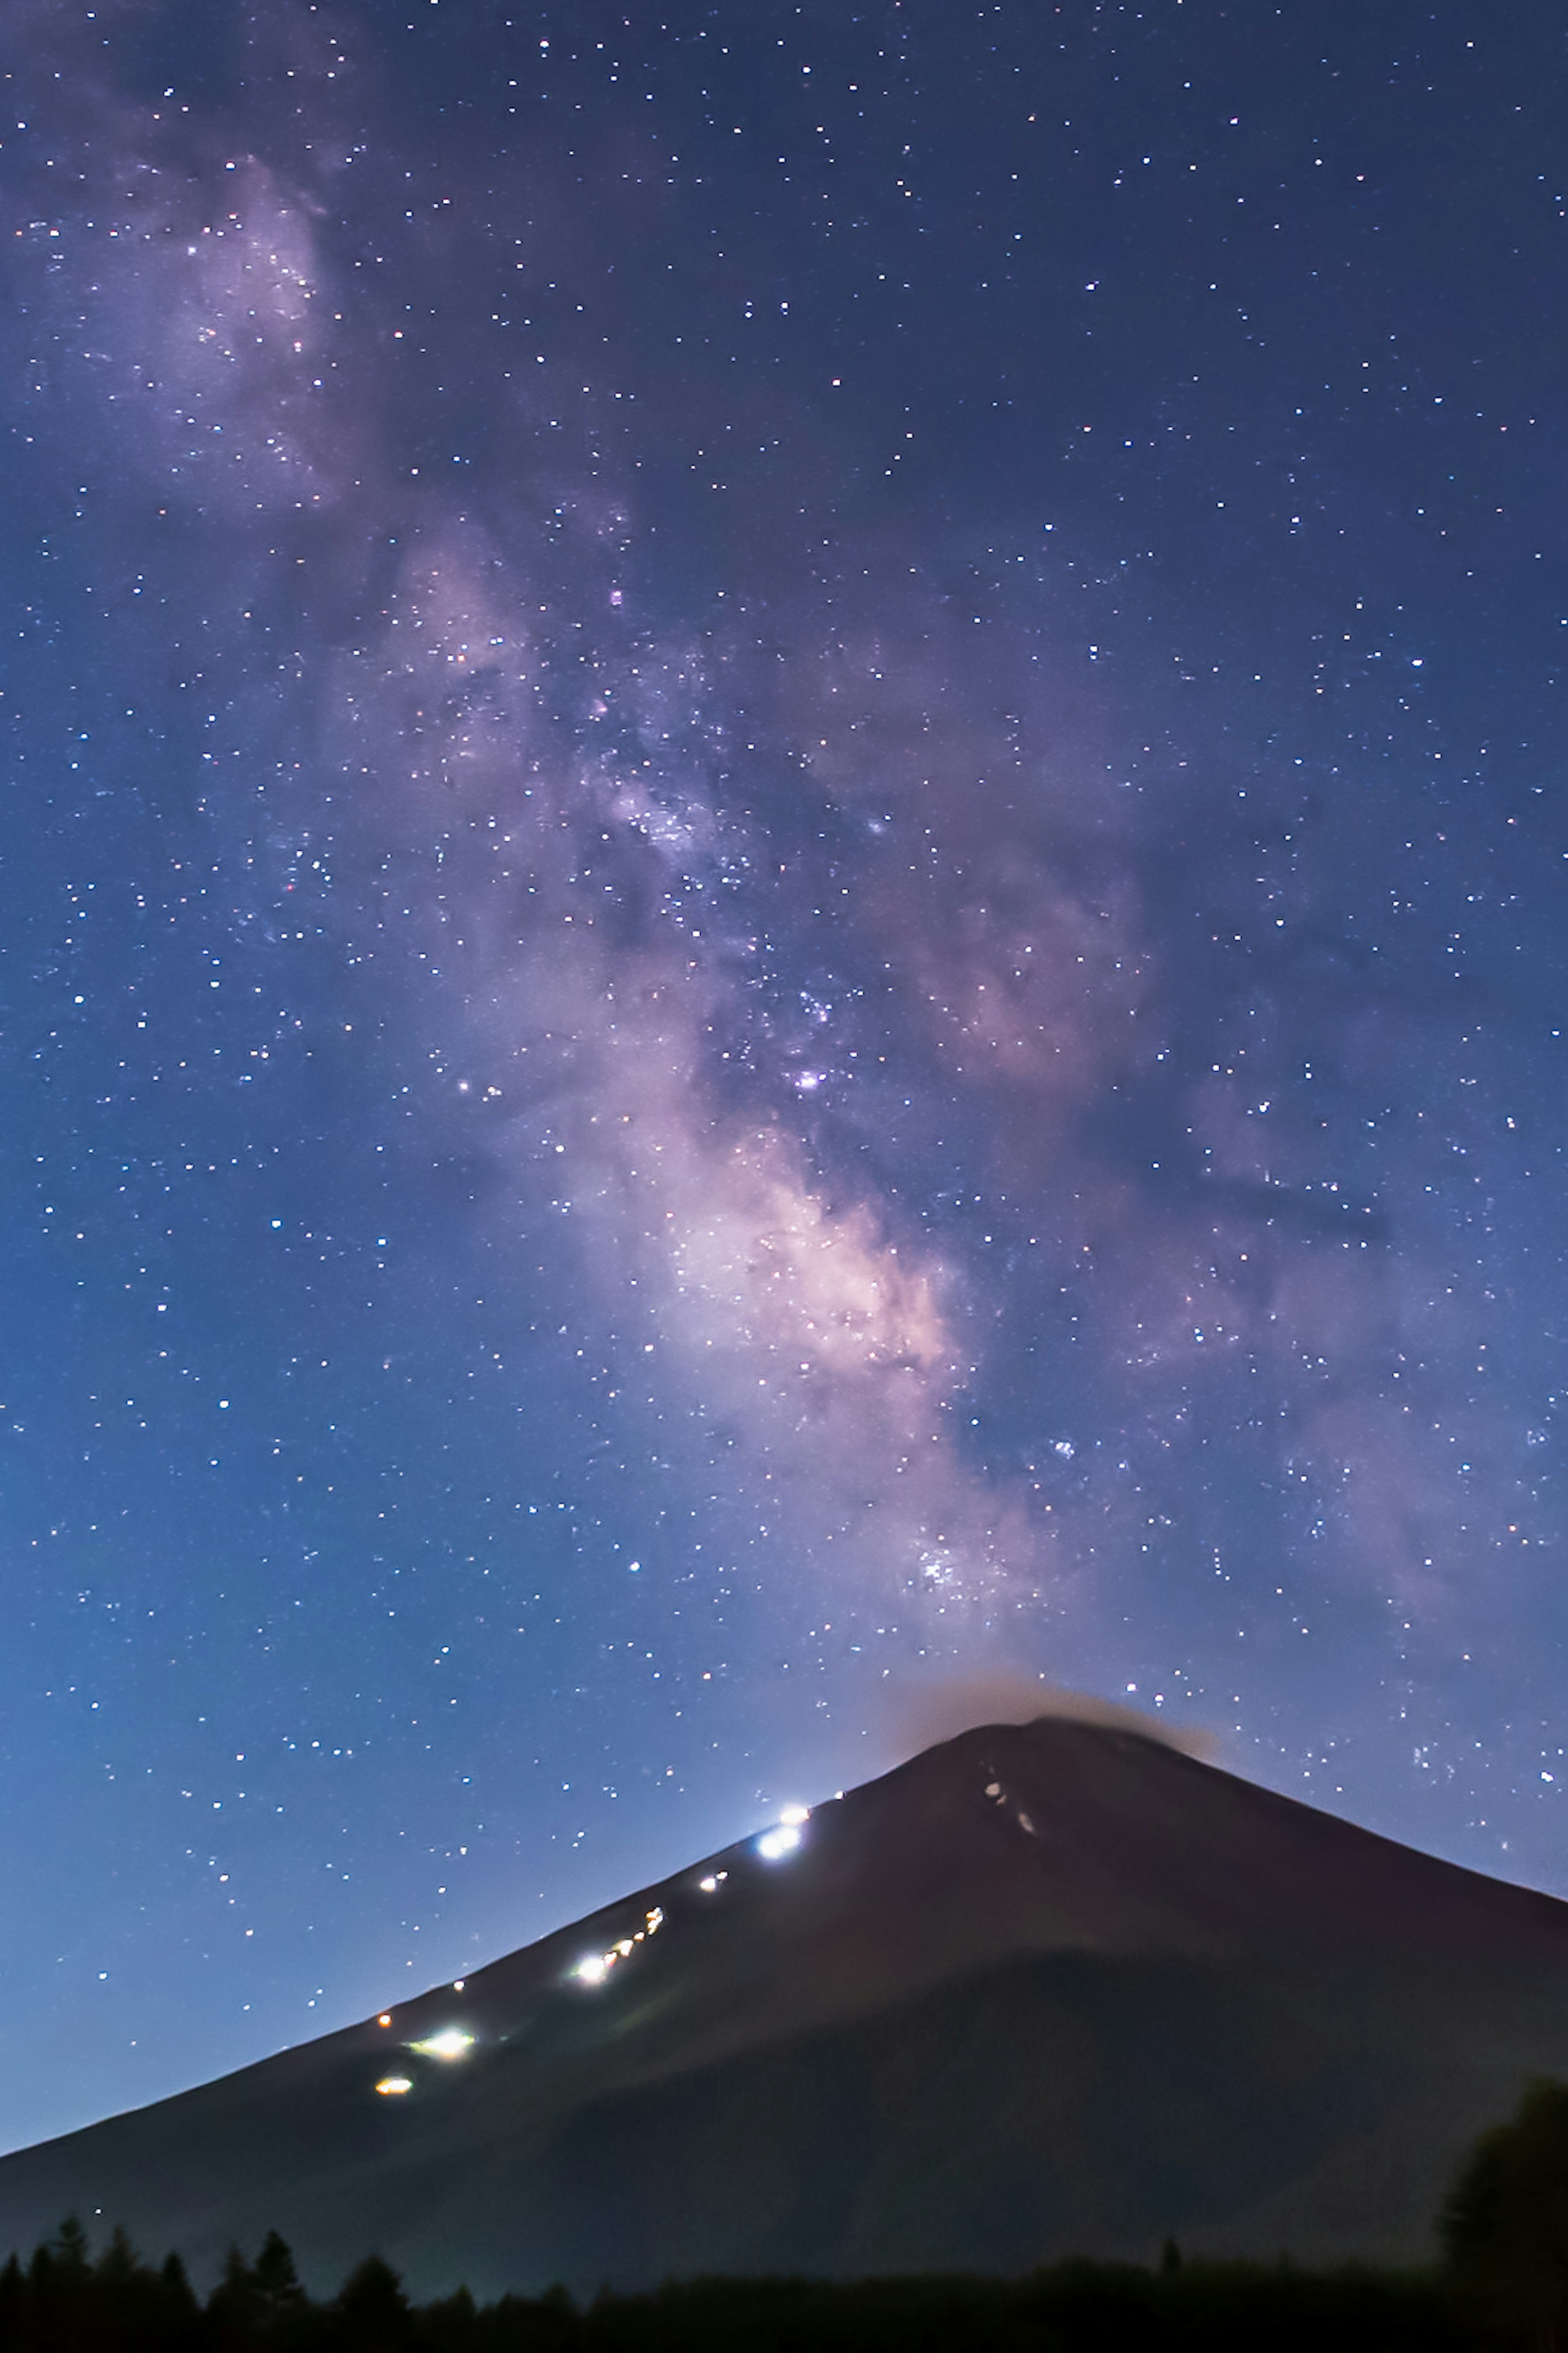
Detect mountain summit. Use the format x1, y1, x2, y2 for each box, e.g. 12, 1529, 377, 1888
4, 1719, 1567, 2295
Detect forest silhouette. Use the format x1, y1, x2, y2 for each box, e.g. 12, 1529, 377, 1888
3, 2075, 1565, 2352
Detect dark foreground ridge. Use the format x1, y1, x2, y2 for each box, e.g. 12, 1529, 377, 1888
4, 1719, 1568, 2297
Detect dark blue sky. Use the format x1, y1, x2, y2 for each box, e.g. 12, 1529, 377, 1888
5, 0, 1568, 2153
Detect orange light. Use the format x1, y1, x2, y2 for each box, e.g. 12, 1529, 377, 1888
377, 2013, 392, 2027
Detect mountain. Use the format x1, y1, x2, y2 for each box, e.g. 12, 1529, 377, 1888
3, 1718, 1568, 2297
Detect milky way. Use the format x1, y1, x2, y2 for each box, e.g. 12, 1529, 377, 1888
5, 0, 1568, 2150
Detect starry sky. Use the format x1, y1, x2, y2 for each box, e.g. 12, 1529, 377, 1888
5, 0, 1568, 2154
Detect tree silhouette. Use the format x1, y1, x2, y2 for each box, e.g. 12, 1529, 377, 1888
0, 2251, 22, 2335
1442, 2076, 1568, 2350
252, 2230, 307, 2328
335, 2252, 411, 2351
160, 2247, 199, 2310
94, 2223, 145, 2285
47, 2213, 91, 2278
208, 2241, 265, 2343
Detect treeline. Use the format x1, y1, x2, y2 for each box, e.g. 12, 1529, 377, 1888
0, 2223, 575, 2353
0, 2230, 1467, 2353
3, 2076, 1566, 2351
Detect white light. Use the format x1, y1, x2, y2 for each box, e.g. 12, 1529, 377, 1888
698, 1876, 718, 1893
407, 2028, 474, 2061
756, 1823, 803, 1861
779, 1804, 810, 1827
574, 1953, 609, 1986
375, 2076, 413, 2097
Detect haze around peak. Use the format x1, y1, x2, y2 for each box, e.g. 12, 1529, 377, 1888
880, 1672, 1222, 1766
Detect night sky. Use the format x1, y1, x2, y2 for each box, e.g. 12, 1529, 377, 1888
5, 0, 1568, 2154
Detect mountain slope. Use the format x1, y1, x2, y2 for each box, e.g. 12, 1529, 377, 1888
3, 1719, 1566, 2294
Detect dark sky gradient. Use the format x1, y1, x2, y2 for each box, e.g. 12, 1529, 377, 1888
5, 0, 1568, 2152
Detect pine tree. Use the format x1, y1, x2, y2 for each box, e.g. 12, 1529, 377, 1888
1442, 2076, 1568, 2350
208, 2240, 263, 2341
252, 2230, 307, 2325
335, 2253, 411, 2349
95, 2222, 145, 2284
48, 2215, 91, 2276
154, 2247, 205, 2353
160, 2248, 198, 2311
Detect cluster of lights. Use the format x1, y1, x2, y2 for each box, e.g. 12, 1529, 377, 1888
572, 1904, 665, 1988
370, 1992, 478, 2097
982, 1774, 1039, 1839
756, 1803, 809, 1861
386, 1806, 817, 2068
407, 2027, 476, 2061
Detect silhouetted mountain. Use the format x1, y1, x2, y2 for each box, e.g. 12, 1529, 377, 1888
3, 1719, 1568, 2297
